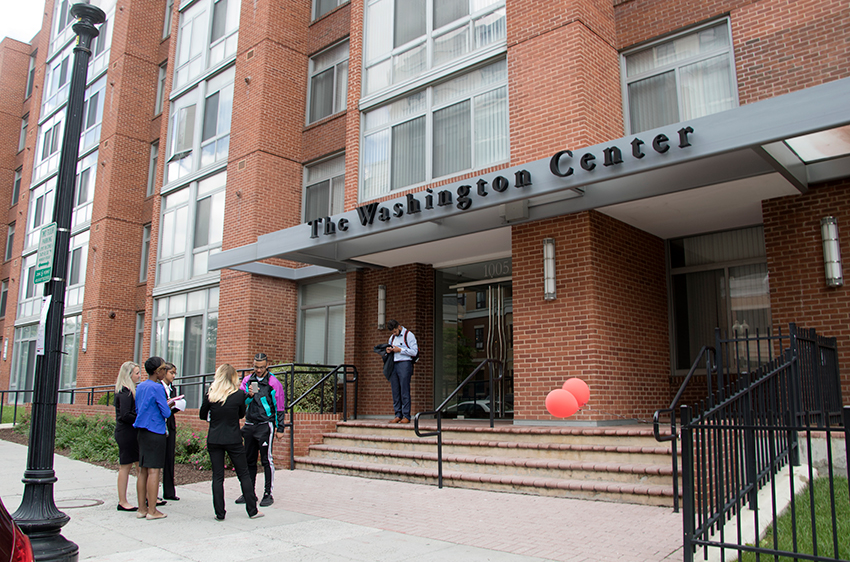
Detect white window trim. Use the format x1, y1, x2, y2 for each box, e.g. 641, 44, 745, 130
619, 17, 739, 136
306, 40, 349, 125
303, 153, 345, 223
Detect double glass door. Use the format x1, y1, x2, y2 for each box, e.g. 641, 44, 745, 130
435, 259, 513, 419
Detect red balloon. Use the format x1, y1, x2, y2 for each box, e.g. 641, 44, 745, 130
563, 378, 590, 407
545, 389, 579, 418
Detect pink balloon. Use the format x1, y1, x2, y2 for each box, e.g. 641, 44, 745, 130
545, 389, 579, 418
563, 378, 590, 407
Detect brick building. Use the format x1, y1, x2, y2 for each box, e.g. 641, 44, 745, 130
0, 0, 848, 424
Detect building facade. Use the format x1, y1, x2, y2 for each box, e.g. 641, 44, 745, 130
0, 0, 848, 423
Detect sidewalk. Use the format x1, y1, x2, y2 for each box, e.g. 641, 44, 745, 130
0, 439, 683, 561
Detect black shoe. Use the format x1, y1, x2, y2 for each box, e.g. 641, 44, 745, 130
157, 498, 167, 507
235, 495, 246, 504
164, 496, 180, 501
117, 504, 138, 512
259, 494, 273, 507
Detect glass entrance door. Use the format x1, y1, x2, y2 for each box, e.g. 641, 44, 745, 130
435, 259, 513, 419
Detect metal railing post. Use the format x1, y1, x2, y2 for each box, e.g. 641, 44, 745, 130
680, 405, 695, 562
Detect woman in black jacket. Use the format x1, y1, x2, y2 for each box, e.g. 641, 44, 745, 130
200, 364, 263, 521
114, 361, 141, 511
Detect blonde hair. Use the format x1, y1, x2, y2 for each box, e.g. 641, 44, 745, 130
207, 364, 239, 404
115, 361, 140, 396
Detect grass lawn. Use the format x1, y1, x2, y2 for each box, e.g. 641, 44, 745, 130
0, 405, 28, 425
740, 475, 849, 562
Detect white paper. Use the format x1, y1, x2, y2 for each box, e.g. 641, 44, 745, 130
36, 297, 51, 356
173, 398, 187, 411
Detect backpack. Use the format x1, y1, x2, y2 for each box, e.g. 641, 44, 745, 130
390, 328, 420, 364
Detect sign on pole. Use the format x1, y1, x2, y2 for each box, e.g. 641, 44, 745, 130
34, 222, 57, 284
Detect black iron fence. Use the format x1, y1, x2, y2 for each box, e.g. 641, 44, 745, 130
667, 324, 849, 562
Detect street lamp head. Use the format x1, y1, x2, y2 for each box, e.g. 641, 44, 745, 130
71, 3, 107, 28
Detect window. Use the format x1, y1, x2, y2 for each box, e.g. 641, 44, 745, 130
12, 169, 22, 206
622, 20, 737, 134
314, 0, 347, 19
147, 142, 159, 196
156, 64, 168, 115
59, 315, 82, 401
308, 41, 349, 124
65, 231, 89, 308
34, 113, 64, 182
475, 290, 485, 309
304, 154, 345, 223
25, 53, 36, 99
362, 59, 508, 198
73, 151, 97, 229
157, 171, 226, 285
363, 0, 505, 95
167, 67, 234, 183
140, 224, 151, 281
80, 77, 106, 152
173, 0, 240, 91
43, 44, 73, 116
669, 226, 770, 374
5, 224, 14, 261
19, 115, 28, 152
153, 286, 219, 407
18, 254, 44, 318
51, 0, 74, 55
0, 280, 7, 317
134, 312, 146, 364
89, 15, 112, 77
11, 325, 38, 398
474, 325, 484, 349
298, 277, 345, 365
25, 178, 56, 250
163, 0, 174, 38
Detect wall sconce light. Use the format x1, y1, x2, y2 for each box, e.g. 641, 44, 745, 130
821, 216, 843, 287
543, 238, 556, 300
378, 285, 386, 329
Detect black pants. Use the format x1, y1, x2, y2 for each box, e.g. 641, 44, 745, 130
162, 427, 176, 498
242, 422, 275, 496
208, 442, 258, 519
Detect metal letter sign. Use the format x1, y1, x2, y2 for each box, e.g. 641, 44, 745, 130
34, 222, 58, 284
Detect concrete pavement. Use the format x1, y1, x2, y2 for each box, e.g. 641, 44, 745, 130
0, 439, 683, 561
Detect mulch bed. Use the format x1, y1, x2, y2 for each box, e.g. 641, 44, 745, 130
0, 428, 229, 486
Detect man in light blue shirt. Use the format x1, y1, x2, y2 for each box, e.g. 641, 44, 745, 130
386, 319, 418, 424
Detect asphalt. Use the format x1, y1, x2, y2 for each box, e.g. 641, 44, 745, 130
0, 438, 684, 562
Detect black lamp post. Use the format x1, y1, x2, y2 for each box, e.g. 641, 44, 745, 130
12, 4, 105, 561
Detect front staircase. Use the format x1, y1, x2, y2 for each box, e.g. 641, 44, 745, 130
294, 420, 680, 506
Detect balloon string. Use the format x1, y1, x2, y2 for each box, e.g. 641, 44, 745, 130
578, 403, 654, 425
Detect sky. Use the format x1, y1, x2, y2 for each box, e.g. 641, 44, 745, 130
0, 0, 47, 44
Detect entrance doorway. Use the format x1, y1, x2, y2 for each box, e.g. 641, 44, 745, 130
435, 259, 513, 419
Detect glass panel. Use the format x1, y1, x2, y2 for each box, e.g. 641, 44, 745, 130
433, 59, 506, 106
198, 171, 226, 196
331, 175, 345, 215
211, 0, 227, 42
302, 278, 346, 305
209, 286, 220, 308
362, 129, 390, 200
474, 7, 505, 48
365, 0, 392, 62
394, 0, 425, 47
679, 55, 735, 120
669, 226, 765, 268
672, 270, 725, 370
433, 100, 471, 177
393, 44, 426, 84
474, 86, 508, 167
176, 105, 196, 152
434, 0, 468, 30
310, 68, 334, 123
194, 197, 211, 248
187, 290, 206, 311
327, 304, 345, 364
305, 180, 330, 223
316, 0, 340, 19
335, 61, 348, 113
301, 308, 327, 364
626, 22, 730, 77
365, 59, 392, 95
155, 319, 167, 358
434, 24, 469, 67
391, 116, 425, 190
174, 206, 188, 256
209, 191, 225, 245
183, 315, 204, 407
205, 312, 218, 373
202, 92, 220, 142
169, 293, 186, 315
167, 317, 185, 378
729, 264, 771, 368
628, 71, 678, 133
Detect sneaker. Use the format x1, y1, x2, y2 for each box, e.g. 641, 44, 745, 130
235, 495, 246, 504
259, 494, 274, 507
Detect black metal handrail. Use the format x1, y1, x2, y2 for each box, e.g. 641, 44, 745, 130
653, 345, 715, 512
413, 358, 503, 488
0, 390, 35, 425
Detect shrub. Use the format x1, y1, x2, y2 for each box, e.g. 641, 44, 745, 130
271, 365, 341, 414
13, 410, 31, 437
96, 392, 114, 406
51, 414, 119, 462
174, 428, 213, 471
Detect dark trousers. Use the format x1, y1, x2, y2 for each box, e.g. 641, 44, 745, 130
242, 422, 275, 495
208, 442, 258, 519
390, 360, 413, 419
162, 427, 176, 498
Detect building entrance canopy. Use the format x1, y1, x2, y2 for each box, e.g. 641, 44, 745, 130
210, 77, 850, 277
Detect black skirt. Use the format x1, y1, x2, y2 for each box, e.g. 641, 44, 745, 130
114, 423, 139, 465
137, 428, 167, 469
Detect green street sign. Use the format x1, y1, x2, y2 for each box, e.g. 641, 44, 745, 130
34, 223, 57, 285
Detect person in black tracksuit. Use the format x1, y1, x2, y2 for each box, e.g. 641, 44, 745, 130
236, 353, 285, 507
162, 363, 180, 501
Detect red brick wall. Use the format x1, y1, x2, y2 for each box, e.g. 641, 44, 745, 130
763, 180, 850, 402
512, 211, 669, 422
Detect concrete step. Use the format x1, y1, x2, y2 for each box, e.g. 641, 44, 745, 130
320, 432, 675, 465
295, 456, 677, 507
307, 443, 677, 487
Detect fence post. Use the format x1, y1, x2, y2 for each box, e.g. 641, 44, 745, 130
680, 405, 695, 562
785, 347, 800, 466
742, 370, 758, 509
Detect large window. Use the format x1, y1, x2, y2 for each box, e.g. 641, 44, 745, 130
73, 151, 97, 229
157, 171, 226, 285
11, 325, 38, 398
18, 254, 43, 319
0, 280, 8, 317
153, 286, 219, 407
80, 77, 106, 152
65, 231, 89, 309
298, 277, 345, 365
141, 224, 151, 282
167, 67, 234, 184
12, 168, 22, 205
304, 154, 345, 223
163, 0, 174, 38
42, 44, 73, 116
669, 226, 771, 374
173, 0, 240, 91
363, 0, 505, 96
622, 20, 737, 134
362, 59, 508, 199
34, 114, 64, 182
147, 142, 159, 197
308, 41, 349, 124
314, 0, 347, 20
25, 53, 36, 99
25, 178, 56, 251
156, 64, 168, 115
134, 312, 145, 364
19, 115, 28, 153
4, 224, 14, 261
50, 0, 74, 55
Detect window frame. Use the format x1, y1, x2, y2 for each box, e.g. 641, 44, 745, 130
313, 0, 348, 20
620, 18, 739, 135
25, 53, 37, 99
156, 63, 168, 115
25, 178, 56, 251
73, 151, 97, 230
307, 40, 349, 125
0, 280, 8, 318
148, 141, 159, 197
303, 153, 345, 223
296, 276, 346, 365
19, 115, 28, 153
12, 168, 22, 206
141, 224, 151, 282
5, 223, 15, 262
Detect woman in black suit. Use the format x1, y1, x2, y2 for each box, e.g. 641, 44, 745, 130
200, 364, 263, 521
114, 361, 141, 511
